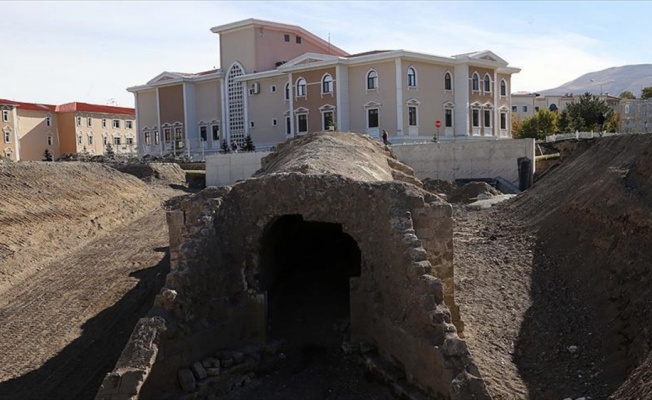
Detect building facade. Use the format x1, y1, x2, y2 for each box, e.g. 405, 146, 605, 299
511, 92, 621, 121
128, 18, 520, 157
0, 99, 135, 161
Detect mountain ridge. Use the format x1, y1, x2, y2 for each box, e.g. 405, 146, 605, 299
535, 64, 652, 97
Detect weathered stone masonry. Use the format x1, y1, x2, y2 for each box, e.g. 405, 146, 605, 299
96, 132, 488, 400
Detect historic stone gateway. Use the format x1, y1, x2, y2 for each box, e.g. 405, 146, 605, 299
97, 132, 489, 400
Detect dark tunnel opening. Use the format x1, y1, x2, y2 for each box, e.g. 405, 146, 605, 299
260, 214, 361, 350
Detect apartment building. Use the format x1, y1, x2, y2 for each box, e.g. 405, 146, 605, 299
511, 92, 621, 121
0, 99, 135, 161
128, 18, 520, 156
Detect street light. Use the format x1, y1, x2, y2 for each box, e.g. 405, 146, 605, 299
590, 79, 603, 95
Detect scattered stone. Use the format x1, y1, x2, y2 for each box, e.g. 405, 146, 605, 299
191, 361, 207, 380
178, 368, 196, 392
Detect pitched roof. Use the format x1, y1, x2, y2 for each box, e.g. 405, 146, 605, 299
55, 102, 135, 115
0, 98, 56, 112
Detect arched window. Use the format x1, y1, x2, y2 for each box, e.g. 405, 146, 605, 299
407, 67, 416, 87
484, 74, 491, 92
444, 72, 452, 91
322, 74, 333, 93
367, 70, 378, 90
472, 73, 479, 91
549, 103, 558, 112
284, 82, 290, 100
500, 79, 507, 96
296, 78, 307, 97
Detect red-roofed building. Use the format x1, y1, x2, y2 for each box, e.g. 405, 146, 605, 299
0, 98, 135, 161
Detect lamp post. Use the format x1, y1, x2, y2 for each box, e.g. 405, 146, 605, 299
590, 79, 603, 95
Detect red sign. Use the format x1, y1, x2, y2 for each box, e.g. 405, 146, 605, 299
435, 120, 442, 128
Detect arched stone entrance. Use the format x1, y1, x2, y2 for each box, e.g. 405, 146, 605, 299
259, 214, 361, 349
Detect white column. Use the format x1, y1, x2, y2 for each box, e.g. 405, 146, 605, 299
288, 73, 295, 137
493, 71, 499, 137
156, 87, 162, 153
12, 107, 20, 161
395, 58, 403, 137
335, 64, 350, 131
454, 64, 469, 137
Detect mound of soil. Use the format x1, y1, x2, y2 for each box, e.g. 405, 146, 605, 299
111, 162, 187, 187
422, 179, 503, 204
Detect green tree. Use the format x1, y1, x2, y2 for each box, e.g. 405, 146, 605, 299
564, 92, 612, 131
511, 117, 523, 138
42, 149, 53, 161
605, 113, 620, 133
220, 139, 230, 154
619, 90, 636, 99
557, 109, 571, 133
105, 143, 115, 156
514, 109, 558, 140
641, 86, 652, 100
243, 135, 256, 152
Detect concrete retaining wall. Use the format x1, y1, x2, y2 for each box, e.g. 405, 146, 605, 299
205, 138, 535, 188
390, 139, 535, 187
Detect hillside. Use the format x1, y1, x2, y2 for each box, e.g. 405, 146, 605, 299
536, 63, 652, 97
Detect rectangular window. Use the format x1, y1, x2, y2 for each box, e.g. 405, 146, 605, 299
323, 111, 334, 131
408, 106, 417, 126
522, 106, 528, 113
76, 116, 82, 127
2, 110, 8, 122
272, 118, 278, 126
297, 114, 308, 133
102, 118, 107, 128
199, 126, 207, 141
114, 136, 121, 145
484, 110, 491, 128
103, 135, 108, 145
271, 85, 277, 93
126, 120, 133, 129
87, 117, 92, 127
445, 109, 453, 127
164, 128, 171, 142
212, 125, 219, 141
4, 131, 10, 143
175, 127, 183, 140
500, 113, 507, 130
511, 105, 517, 113
367, 108, 379, 128
88, 135, 93, 145
296, 36, 302, 44
472, 109, 480, 127
78, 135, 82, 145
113, 119, 120, 129
127, 137, 134, 145
154, 131, 160, 145
145, 132, 151, 146
250, 121, 255, 128
46, 116, 51, 127
47, 136, 53, 146
284, 34, 290, 42
285, 116, 291, 135
535, 106, 540, 112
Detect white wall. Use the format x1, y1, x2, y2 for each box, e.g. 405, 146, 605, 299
205, 139, 534, 188
390, 138, 535, 186
205, 151, 272, 187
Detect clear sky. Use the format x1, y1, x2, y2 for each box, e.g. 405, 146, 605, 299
5, 1, 652, 108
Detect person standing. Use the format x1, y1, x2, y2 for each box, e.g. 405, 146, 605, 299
382, 129, 389, 145
597, 113, 606, 137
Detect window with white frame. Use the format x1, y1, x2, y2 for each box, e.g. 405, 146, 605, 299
472, 73, 480, 92
46, 116, 51, 127
199, 126, 207, 141
284, 83, 290, 100
271, 85, 277, 93
500, 79, 507, 96
4, 149, 11, 159
154, 131, 160, 145
407, 67, 417, 88
78, 134, 82, 145
4, 131, 10, 143
113, 135, 121, 146
164, 128, 172, 142
484, 74, 491, 93
113, 119, 120, 129
211, 124, 219, 141
296, 78, 307, 97
511, 105, 517, 112
284, 34, 290, 42
484, 109, 492, 128
522, 106, 528, 112
87, 117, 92, 127
127, 136, 134, 145
2, 110, 8, 122
444, 72, 452, 91
285, 116, 291, 135
144, 131, 151, 146
297, 113, 308, 133
408, 106, 417, 126
175, 127, 183, 140
103, 134, 108, 145
367, 70, 378, 90
445, 109, 453, 127
322, 111, 334, 131
88, 134, 94, 145
126, 120, 133, 129
76, 116, 82, 127
322, 74, 333, 93
102, 118, 107, 128
500, 112, 507, 130
47, 136, 53, 146
367, 108, 379, 128
472, 109, 480, 127
272, 118, 278, 126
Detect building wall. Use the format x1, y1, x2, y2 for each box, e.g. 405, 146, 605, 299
246, 75, 290, 148
1, 107, 18, 160
195, 80, 222, 151
292, 67, 337, 134
253, 26, 334, 73
17, 109, 60, 161
220, 27, 256, 74
347, 60, 397, 138
136, 89, 160, 154
57, 113, 77, 155
159, 85, 185, 125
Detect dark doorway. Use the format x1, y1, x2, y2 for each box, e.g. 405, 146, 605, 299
260, 215, 361, 349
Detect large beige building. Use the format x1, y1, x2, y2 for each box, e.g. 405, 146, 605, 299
128, 18, 520, 156
0, 99, 135, 161
511, 91, 621, 121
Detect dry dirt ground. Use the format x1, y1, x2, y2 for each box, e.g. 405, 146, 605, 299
3, 134, 652, 400
0, 161, 189, 400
